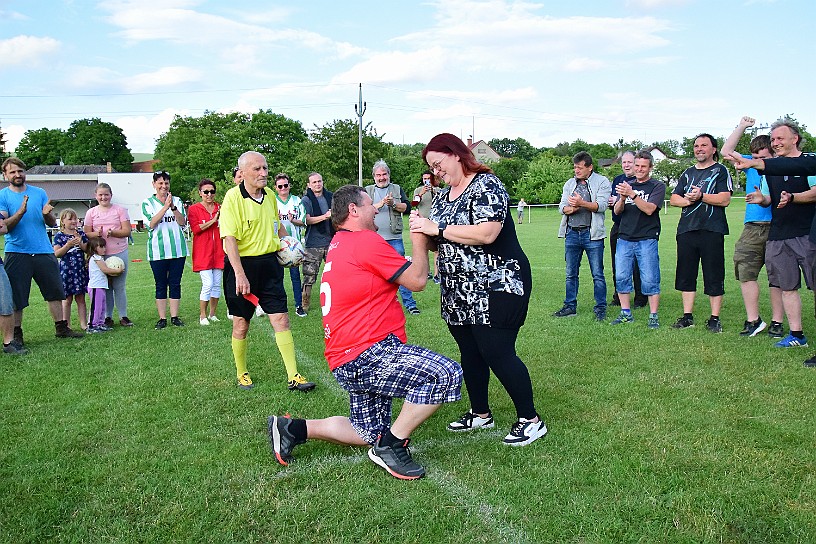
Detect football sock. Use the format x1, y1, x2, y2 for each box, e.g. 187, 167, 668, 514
232, 336, 248, 378
289, 418, 308, 443
684, 313, 693, 320
380, 428, 401, 446
792, 330, 805, 339
275, 330, 298, 380
622, 309, 632, 315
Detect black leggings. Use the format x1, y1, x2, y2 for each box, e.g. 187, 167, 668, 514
448, 324, 537, 420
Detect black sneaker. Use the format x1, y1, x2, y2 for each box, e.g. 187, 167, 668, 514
502, 417, 548, 446
672, 315, 694, 329
295, 306, 307, 318
594, 308, 606, 322
55, 320, 84, 338
768, 322, 784, 338
706, 316, 723, 333
407, 307, 420, 315
171, 317, 185, 327
609, 294, 621, 307
739, 319, 767, 337
13, 326, 24, 346
368, 435, 425, 480
804, 356, 816, 368
552, 306, 577, 318
3, 341, 28, 355
287, 373, 316, 392
155, 318, 167, 330
120, 316, 135, 327
268, 415, 305, 466
447, 410, 495, 432
104, 317, 115, 328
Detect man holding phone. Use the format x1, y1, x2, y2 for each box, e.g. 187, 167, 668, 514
411, 170, 441, 281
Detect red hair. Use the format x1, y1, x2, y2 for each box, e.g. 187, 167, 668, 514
422, 133, 492, 176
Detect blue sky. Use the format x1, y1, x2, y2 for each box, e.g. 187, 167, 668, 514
1, 0, 813, 155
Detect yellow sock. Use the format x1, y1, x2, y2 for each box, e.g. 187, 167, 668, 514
232, 336, 248, 378
275, 330, 298, 380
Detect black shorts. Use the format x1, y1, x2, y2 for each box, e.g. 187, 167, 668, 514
4, 252, 65, 310
224, 253, 287, 320
674, 230, 725, 296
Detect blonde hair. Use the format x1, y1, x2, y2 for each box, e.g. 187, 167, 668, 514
59, 208, 78, 227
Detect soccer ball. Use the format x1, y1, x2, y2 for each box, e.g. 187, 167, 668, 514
105, 256, 125, 271
276, 236, 305, 268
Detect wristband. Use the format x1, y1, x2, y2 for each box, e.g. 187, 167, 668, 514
171, 206, 178, 211
790, 193, 795, 203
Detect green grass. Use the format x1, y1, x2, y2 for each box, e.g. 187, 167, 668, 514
1, 200, 815, 543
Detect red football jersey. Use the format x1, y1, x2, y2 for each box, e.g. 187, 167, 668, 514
320, 230, 411, 370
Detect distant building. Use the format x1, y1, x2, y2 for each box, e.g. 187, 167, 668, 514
467, 138, 502, 162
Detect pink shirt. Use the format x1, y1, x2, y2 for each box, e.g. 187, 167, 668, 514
84, 204, 131, 254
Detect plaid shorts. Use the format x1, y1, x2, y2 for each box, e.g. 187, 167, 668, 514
332, 334, 462, 444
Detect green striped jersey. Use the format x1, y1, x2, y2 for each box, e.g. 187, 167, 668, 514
142, 195, 190, 261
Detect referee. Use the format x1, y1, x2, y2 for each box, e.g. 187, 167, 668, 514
220, 151, 315, 392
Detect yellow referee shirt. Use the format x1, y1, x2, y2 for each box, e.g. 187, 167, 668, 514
220, 183, 282, 257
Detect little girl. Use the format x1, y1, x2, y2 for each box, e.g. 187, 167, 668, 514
53, 209, 89, 330
86, 237, 123, 333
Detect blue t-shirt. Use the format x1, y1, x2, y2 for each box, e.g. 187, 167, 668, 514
0, 185, 55, 254
741, 155, 772, 224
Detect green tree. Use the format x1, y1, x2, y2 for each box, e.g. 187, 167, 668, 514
487, 137, 539, 161
513, 155, 573, 204
155, 110, 307, 200
15, 127, 69, 166
0, 123, 8, 161
386, 143, 426, 194
297, 119, 388, 191
64, 118, 134, 172
492, 157, 530, 198
652, 158, 693, 189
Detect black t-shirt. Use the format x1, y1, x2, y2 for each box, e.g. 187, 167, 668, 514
672, 163, 732, 236
763, 173, 816, 241
610, 173, 635, 224
618, 178, 666, 241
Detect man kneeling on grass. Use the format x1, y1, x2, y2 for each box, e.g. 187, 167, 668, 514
268, 185, 462, 480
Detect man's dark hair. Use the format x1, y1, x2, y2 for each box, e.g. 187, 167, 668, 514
421, 169, 433, 179
331, 184, 366, 229
694, 133, 720, 161
634, 150, 654, 167
572, 151, 593, 167
749, 135, 772, 155
2, 157, 26, 173
152, 170, 170, 182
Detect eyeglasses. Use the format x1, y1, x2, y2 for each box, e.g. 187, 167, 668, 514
429, 160, 442, 173
153, 170, 170, 181
276, 183, 289, 189
201, 190, 216, 195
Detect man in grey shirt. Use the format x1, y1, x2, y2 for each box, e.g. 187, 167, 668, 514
365, 159, 419, 314
554, 151, 612, 321
301, 172, 333, 314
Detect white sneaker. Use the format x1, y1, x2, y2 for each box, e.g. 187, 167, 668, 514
447, 410, 495, 432
503, 418, 547, 446
208, 315, 220, 322
255, 305, 265, 317
199, 317, 210, 326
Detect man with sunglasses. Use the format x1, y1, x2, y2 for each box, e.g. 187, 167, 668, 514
274, 173, 307, 317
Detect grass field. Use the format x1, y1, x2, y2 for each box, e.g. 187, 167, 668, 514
1, 199, 815, 543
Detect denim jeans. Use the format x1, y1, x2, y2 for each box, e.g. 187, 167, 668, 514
386, 238, 418, 310
289, 266, 303, 307
615, 238, 660, 295
563, 228, 606, 311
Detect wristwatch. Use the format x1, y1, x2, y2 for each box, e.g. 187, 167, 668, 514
437, 221, 447, 240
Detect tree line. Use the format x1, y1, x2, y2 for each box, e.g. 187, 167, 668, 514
11, 112, 814, 205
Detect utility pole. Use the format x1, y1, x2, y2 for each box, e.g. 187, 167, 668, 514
355, 83, 367, 187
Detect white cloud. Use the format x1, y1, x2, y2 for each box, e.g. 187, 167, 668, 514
626, 0, 692, 7
332, 47, 446, 85
116, 108, 188, 152
63, 66, 121, 89
120, 67, 204, 92
0, 35, 60, 67
5, 124, 26, 153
